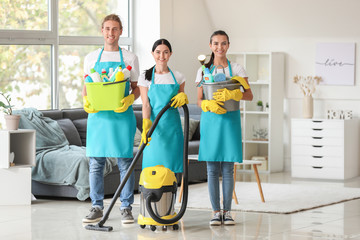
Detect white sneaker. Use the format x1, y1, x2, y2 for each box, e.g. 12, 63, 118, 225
210, 212, 222, 226
223, 211, 235, 225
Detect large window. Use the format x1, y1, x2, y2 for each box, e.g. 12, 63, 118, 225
0, 0, 132, 128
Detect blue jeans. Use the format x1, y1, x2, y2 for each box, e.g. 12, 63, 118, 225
89, 157, 134, 210
206, 161, 234, 212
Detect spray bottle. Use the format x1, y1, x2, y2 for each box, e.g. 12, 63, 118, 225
203, 68, 214, 83
90, 68, 101, 82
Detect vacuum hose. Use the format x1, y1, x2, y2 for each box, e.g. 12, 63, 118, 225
145, 104, 189, 225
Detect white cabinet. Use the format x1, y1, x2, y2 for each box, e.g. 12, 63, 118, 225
0, 129, 36, 205
227, 52, 285, 172
291, 119, 359, 180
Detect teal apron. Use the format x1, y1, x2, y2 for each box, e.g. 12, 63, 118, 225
142, 68, 184, 173
199, 60, 243, 163
86, 47, 136, 158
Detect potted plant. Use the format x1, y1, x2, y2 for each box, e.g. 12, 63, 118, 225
256, 100, 263, 111
0, 92, 21, 130
265, 102, 269, 112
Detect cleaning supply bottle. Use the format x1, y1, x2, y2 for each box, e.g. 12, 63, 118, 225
109, 65, 122, 82
101, 69, 109, 82
115, 71, 125, 82
90, 68, 101, 82
84, 74, 93, 83
203, 68, 214, 83
122, 65, 132, 80
108, 68, 114, 77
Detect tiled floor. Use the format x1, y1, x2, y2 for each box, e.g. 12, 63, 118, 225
1, 171, 360, 240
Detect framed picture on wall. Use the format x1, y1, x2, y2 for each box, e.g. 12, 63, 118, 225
315, 43, 355, 85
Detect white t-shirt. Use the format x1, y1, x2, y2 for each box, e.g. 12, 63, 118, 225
195, 62, 247, 83
83, 48, 140, 82
137, 70, 186, 88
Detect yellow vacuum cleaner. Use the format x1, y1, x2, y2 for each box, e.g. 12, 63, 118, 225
138, 104, 190, 231
138, 166, 179, 231
85, 102, 189, 232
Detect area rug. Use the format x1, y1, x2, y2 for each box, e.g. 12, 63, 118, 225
105, 182, 360, 214
181, 182, 360, 214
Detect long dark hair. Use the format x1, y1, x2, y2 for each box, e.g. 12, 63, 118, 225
144, 39, 172, 81
204, 30, 230, 69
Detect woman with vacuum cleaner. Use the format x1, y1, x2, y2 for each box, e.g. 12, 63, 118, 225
195, 30, 253, 226
138, 38, 188, 173
82, 14, 140, 224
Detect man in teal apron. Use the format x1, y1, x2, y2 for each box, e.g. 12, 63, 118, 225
81, 14, 140, 224
195, 30, 253, 226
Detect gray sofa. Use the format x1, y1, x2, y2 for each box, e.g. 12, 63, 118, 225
32, 104, 207, 199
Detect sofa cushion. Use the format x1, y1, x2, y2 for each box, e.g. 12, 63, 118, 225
134, 127, 142, 146
180, 117, 200, 140
56, 119, 82, 146
73, 118, 87, 146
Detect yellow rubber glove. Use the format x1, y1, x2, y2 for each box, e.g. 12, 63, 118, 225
171, 92, 189, 108
114, 94, 134, 113
231, 76, 250, 90
140, 118, 152, 146
201, 100, 227, 114
83, 96, 98, 113
213, 88, 243, 102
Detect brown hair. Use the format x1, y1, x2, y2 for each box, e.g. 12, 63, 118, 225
101, 14, 123, 30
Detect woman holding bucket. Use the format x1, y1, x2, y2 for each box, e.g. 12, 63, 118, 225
138, 38, 188, 174
195, 30, 253, 226
82, 14, 140, 224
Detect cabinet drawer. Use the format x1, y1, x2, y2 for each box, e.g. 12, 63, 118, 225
292, 136, 343, 146
292, 145, 343, 157
292, 119, 344, 129
292, 156, 343, 167
292, 165, 344, 179
292, 128, 343, 138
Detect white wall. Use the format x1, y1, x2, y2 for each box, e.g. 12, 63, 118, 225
133, 0, 160, 71
135, 0, 360, 171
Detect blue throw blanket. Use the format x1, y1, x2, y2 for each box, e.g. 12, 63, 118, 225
14, 108, 117, 200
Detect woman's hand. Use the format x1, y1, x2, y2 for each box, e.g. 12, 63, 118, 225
201, 100, 227, 114
171, 92, 189, 108
140, 118, 152, 147
213, 88, 243, 102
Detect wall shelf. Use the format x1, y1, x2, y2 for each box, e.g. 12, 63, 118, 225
228, 52, 285, 173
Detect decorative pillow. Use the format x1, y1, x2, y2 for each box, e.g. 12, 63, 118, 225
73, 118, 87, 146
134, 127, 142, 146
180, 117, 200, 140
56, 119, 82, 146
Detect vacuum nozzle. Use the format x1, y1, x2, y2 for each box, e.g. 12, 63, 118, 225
84, 224, 113, 232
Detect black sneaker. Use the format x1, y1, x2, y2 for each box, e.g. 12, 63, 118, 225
82, 207, 103, 223
223, 211, 235, 225
210, 211, 222, 226
120, 209, 134, 224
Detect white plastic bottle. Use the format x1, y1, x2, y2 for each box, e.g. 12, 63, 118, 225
122, 65, 132, 80
90, 68, 101, 82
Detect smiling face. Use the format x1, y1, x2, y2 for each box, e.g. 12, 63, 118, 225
152, 44, 172, 67
209, 34, 229, 59
102, 20, 122, 50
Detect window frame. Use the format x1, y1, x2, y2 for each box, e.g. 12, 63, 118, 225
0, 0, 133, 109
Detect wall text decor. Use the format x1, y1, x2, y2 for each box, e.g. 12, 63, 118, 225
315, 43, 355, 85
